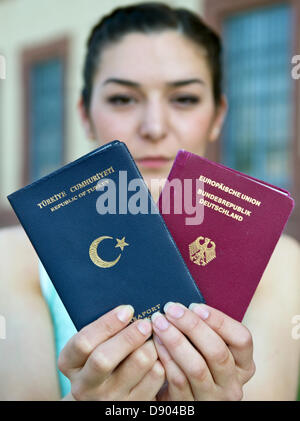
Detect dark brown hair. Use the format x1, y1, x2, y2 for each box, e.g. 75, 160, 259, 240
82, 2, 223, 111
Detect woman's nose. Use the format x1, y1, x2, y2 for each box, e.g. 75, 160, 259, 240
138, 99, 168, 142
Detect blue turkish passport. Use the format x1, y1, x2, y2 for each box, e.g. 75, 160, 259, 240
7, 140, 204, 331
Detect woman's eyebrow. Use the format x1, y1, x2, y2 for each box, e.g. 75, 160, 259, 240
103, 78, 139, 87
168, 79, 205, 87
102, 78, 205, 87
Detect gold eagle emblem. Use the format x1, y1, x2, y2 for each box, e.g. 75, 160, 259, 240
189, 236, 216, 266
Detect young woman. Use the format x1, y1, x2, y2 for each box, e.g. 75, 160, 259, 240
1, 3, 299, 401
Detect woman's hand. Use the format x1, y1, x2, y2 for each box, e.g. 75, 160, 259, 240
58, 305, 165, 401
152, 303, 256, 401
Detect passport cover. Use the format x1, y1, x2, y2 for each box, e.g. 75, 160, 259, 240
158, 150, 294, 322
7, 141, 204, 331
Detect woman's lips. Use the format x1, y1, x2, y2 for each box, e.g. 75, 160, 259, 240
136, 157, 173, 169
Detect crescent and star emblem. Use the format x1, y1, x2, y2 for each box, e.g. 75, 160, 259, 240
89, 236, 129, 268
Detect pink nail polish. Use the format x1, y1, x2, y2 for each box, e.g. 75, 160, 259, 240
151, 312, 169, 331
137, 319, 152, 335
117, 305, 134, 323
189, 303, 209, 320
165, 303, 185, 319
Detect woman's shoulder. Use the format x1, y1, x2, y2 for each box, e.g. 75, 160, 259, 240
266, 233, 299, 274
0, 224, 40, 292
273, 233, 300, 257
255, 233, 300, 299
0, 223, 30, 247
243, 233, 300, 400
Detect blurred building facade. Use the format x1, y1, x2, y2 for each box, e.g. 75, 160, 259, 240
0, 0, 201, 226
205, 0, 300, 242
0, 0, 299, 242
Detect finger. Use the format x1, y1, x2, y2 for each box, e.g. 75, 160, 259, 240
58, 305, 134, 374
151, 312, 214, 398
153, 334, 194, 401
163, 303, 237, 388
189, 303, 254, 372
107, 340, 159, 395
79, 318, 152, 387
129, 360, 165, 401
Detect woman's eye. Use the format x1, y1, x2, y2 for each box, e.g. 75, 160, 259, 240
107, 95, 136, 106
172, 96, 200, 106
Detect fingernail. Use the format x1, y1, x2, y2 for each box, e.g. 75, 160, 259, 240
117, 305, 134, 323
189, 303, 209, 320
164, 302, 185, 319
151, 312, 169, 331
137, 319, 152, 335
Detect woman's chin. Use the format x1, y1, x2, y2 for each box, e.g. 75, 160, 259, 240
141, 174, 168, 203
139, 163, 172, 181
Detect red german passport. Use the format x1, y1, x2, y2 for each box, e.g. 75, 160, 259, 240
158, 150, 294, 322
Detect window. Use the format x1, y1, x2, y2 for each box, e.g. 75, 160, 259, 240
222, 3, 292, 189
29, 57, 64, 181
205, 0, 300, 242
22, 38, 68, 183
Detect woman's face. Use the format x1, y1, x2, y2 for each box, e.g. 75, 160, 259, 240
79, 30, 226, 201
